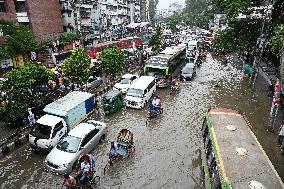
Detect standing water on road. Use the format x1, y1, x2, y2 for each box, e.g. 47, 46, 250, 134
0, 54, 283, 189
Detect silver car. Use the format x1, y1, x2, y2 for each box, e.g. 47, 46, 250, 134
44, 120, 107, 174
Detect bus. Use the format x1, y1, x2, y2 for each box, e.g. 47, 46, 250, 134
201, 108, 284, 189
86, 37, 142, 58
86, 41, 120, 58
144, 45, 186, 87
119, 36, 142, 49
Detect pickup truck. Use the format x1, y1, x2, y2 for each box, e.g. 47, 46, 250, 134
29, 91, 96, 151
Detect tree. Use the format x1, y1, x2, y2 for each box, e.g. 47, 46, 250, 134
210, 0, 250, 20
100, 47, 125, 76
183, 0, 212, 28
269, 24, 284, 57
148, 25, 162, 53
2, 62, 54, 92
59, 32, 80, 44
0, 62, 55, 125
148, 0, 159, 25
62, 48, 91, 87
213, 19, 262, 52
0, 21, 37, 59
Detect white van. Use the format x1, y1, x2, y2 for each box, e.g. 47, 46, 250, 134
125, 76, 156, 109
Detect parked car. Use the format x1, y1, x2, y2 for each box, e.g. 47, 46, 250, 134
44, 120, 107, 174
113, 74, 139, 94
86, 76, 103, 89
180, 63, 196, 81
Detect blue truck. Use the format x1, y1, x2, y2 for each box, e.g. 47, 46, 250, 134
29, 91, 96, 151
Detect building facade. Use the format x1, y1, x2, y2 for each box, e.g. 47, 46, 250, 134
0, 0, 63, 41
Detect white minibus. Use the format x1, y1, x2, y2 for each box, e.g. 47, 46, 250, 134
125, 76, 156, 109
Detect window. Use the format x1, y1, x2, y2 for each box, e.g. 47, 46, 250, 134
14, 1, 26, 12
52, 121, 64, 137
0, 0, 5, 12
81, 129, 98, 147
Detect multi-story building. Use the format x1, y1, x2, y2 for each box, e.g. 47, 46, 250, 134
140, 0, 148, 22
0, 0, 63, 42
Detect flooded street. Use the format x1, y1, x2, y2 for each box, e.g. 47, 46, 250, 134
1, 54, 283, 189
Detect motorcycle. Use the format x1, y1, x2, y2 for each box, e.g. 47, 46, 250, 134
169, 83, 180, 94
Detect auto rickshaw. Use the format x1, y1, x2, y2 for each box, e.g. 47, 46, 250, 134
103, 90, 125, 115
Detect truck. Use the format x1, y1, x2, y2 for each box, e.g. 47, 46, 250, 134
29, 91, 96, 151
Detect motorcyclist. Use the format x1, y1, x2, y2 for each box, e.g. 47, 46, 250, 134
171, 76, 177, 90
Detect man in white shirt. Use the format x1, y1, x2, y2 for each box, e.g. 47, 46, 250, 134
278, 121, 284, 146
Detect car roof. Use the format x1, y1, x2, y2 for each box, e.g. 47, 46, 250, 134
184, 63, 195, 68
37, 114, 63, 127
68, 123, 96, 138
104, 89, 121, 98
122, 74, 137, 79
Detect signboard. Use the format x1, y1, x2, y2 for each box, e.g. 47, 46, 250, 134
0, 58, 13, 68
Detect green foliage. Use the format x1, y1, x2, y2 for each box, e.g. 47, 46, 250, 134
211, 0, 250, 19
100, 47, 125, 74
148, 25, 162, 52
59, 32, 80, 44
0, 20, 17, 35
0, 21, 37, 59
2, 61, 54, 92
0, 100, 27, 125
62, 48, 91, 86
184, 0, 212, 28
149, 0, 159, 24
5, 25, 37, 57
0, 62, 55, 125
164, 13, 184, 33
269, 24, 284, 57
213, 19, 262, 52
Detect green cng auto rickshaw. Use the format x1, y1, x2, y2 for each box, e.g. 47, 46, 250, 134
103, 90, 125, 115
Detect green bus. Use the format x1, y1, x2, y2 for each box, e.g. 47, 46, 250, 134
144, 45, 186, 87
202, 108, 284, 189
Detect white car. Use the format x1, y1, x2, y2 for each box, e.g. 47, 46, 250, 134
44, 120, 107, 174
113, 74, 139, 94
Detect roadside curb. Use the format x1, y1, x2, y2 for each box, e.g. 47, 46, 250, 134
0, 133, 29, 158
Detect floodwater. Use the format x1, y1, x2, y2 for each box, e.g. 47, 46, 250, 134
0, 54, 283, 189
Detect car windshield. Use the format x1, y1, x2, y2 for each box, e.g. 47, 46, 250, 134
127, 88, 143, 98
183, 67, 193, 74
56, 135, 81, 153
119, 78, 130, 84
31, 123, 51, 139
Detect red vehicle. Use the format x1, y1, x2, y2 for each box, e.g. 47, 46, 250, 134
86, 37, 142, 58
118, 37, 142, 49
86, 41, 120, 58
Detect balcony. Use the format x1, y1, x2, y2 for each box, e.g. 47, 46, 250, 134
16, 12, 29, 22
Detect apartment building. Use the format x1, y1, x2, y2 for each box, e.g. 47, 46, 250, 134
0, 0, 63, 41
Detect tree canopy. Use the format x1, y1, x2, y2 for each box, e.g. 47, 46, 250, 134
59, 32, 80, 44
100, 47, 125, 75
149, 0, 159, 25
148, 25, 162, 53
213, 19, 262, 52
269, 24, 284, 56
0, 62, 55, 125
62, 48, 92, 86
0, 20, 38, 59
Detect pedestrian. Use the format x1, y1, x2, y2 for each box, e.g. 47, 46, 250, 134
267, 80, 275, 97
27, 108, 35, 126
278, 121, 284, 146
